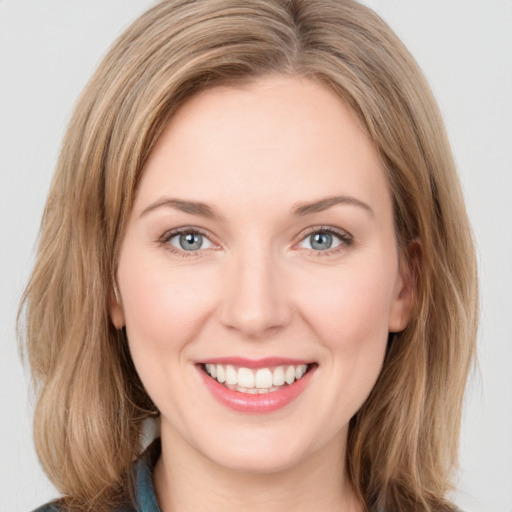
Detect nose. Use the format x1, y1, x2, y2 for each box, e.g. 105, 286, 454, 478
218, 244, 293, 339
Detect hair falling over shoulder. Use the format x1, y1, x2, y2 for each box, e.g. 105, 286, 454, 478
19, 1, 478, 511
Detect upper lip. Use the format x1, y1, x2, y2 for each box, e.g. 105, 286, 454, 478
196, 357, 314, 369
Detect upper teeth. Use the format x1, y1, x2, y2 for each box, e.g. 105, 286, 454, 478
204, 363, 308, 390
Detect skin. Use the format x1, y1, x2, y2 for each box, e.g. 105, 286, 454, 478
111, 75, 413, 512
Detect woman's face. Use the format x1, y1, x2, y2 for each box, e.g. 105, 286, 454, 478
112, 76, 412, 474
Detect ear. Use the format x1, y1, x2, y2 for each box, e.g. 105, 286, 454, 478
388, 241, 420, 333
109, 280, 125, 329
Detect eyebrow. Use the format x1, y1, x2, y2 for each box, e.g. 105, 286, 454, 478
291, 195, 374, 217
140, 194, 374, 220
140, 198, 225, 220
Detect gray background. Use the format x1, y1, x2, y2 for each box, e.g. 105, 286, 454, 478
1, 1, 511, 511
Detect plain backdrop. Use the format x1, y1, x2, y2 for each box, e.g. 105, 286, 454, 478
1, 1, 511, 511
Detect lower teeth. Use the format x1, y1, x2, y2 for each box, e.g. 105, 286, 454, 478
225, 384, 282, 394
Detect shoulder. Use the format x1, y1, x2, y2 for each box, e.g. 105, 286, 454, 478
30, 439, 161, 512
31, 502, 63, 512
31, 500, 136, 512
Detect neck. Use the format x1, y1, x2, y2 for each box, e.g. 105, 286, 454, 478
154, 422, 362, 512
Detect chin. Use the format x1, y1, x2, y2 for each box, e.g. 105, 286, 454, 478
189, 420, 329, 476
207, 442, 308, 475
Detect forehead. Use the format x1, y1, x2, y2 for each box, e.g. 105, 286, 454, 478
135, 75, 390, 219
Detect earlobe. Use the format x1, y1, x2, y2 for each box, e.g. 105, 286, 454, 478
109, 281, 125, 329
388, 241, 420, 333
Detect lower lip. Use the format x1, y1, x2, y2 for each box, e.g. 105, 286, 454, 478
198, 365, 316, 414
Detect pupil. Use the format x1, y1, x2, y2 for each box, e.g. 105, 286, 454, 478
180, 233, 202, 250
311, 232, 332, 250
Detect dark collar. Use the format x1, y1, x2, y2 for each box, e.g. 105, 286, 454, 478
127, 437, 162, 512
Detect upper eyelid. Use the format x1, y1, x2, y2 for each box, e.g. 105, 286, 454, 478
161, 226, 215, 242
294, 225, 353, 243
300, 225, 351, 236
160, 224, 352, 236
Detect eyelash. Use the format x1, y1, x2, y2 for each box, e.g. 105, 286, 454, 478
158, 225, 353, 258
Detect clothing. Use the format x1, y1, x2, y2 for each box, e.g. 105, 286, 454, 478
31, 439, 162, 512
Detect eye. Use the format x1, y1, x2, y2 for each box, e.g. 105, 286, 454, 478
298, 228, 351, 252
167, 231, 215, 252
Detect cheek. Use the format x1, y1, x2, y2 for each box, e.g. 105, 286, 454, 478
296, 259, 397, 349
116, 250, 222, 409
299, 264, 394, 415
116, 251, 223, 422
119, 255, 216, 346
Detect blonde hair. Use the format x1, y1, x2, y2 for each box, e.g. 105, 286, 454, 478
20, 1, 478, 510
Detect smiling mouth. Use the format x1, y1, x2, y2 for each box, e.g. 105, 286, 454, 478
201, 363, 317, 395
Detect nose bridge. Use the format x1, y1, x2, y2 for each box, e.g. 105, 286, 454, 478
219, 238, 292, 337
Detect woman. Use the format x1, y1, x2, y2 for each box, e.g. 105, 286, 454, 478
21, 0, 478, 511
